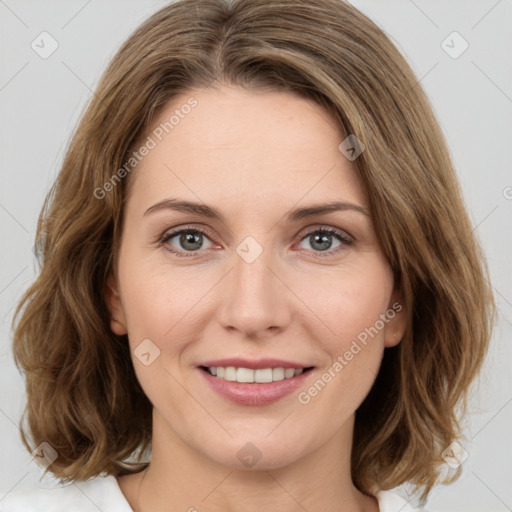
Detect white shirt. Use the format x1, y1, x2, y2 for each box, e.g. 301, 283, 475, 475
0, 474, 422, 511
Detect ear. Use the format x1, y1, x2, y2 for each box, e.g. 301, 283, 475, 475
104, 271, 128, 336
383, 286, 407, 348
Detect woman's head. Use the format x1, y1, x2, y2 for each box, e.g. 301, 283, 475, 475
104, 81, 406, 489
12, 0, 494, 505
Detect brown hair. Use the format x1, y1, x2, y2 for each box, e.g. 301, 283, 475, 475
12, 0, 495, 504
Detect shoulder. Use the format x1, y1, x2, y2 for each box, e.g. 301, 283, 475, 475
376, 490, 427, 512
0, 474, 133, 512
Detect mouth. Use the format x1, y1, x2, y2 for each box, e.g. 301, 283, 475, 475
199, 365, 314, 383
197, 359, 315, 406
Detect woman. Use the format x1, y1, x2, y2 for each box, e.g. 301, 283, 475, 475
4, 0, 494, 510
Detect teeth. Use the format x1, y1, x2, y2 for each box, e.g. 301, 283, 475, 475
237, 367, 254, 383
206, 366, 306, 383
255, 368, 273, 383
225, 367, 236, 381
284, 368, 295, 378
272, 367, 285, 381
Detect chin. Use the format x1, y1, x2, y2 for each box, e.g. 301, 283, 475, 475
200, 432, 314, 471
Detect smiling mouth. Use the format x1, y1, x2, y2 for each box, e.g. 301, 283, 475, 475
200, 365, 315, 383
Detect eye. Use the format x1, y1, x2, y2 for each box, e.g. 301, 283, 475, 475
159, 227, 214, 257
157, 225, 353, 258
296, 227, 353, 257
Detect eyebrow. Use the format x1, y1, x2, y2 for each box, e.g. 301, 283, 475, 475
143, 198, 370, 222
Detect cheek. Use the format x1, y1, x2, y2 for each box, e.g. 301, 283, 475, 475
295, 260, 393, 414
116, 252, 202, 411
117, 249, 216, 359
304, 259, 393, 348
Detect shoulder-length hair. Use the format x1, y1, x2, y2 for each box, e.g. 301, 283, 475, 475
12, 0, 495, 504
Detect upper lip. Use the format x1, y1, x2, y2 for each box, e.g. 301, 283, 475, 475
199, 358, 312, 370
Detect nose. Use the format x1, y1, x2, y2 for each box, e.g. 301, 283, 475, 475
216, 240, 292, 340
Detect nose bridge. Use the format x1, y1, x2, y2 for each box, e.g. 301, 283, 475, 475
217, 234, 290, 336
234, 236, 272, 293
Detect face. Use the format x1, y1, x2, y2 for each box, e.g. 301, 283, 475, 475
106, 83, 406, 470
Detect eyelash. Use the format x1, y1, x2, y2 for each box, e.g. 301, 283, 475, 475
157, 225, 354, 259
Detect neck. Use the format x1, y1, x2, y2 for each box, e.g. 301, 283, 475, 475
119, 410, 378, 512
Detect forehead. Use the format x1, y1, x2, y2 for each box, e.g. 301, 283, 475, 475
126, 84, 366, 215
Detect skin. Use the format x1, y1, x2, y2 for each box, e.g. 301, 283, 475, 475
105, 83, 406, 512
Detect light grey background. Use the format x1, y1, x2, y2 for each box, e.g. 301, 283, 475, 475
1, 1, 511, 510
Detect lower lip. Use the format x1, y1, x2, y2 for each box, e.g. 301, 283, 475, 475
198, 368, 313, 406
